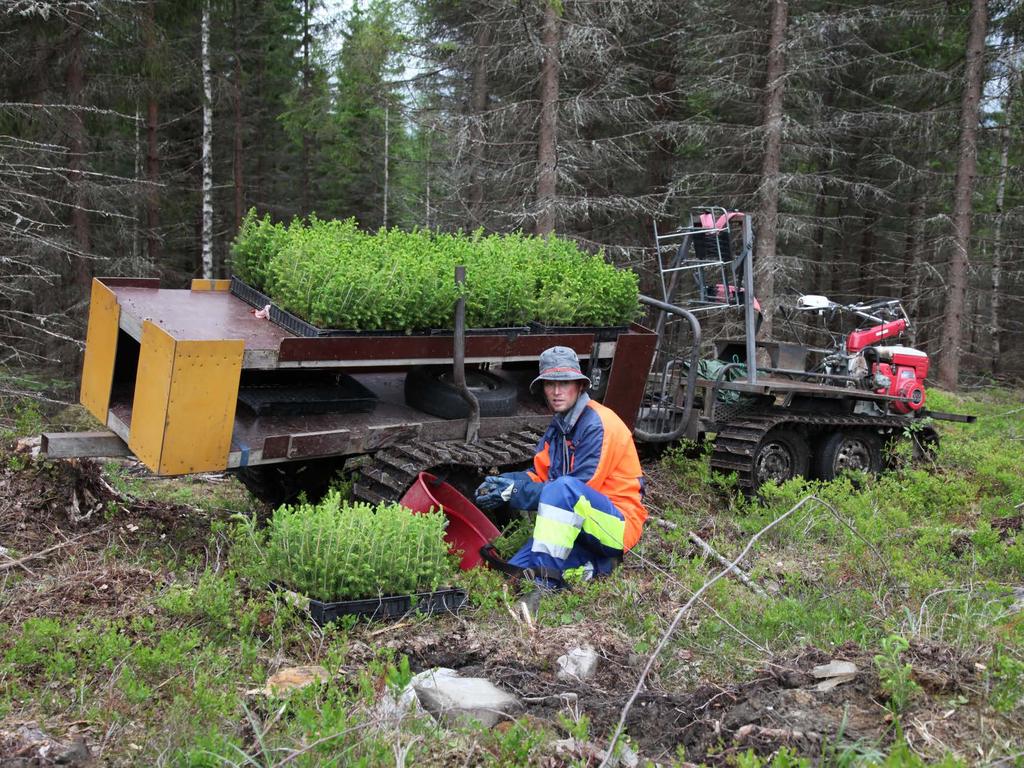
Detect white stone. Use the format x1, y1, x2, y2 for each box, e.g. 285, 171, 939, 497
557, 645, 599, 682
413, 668, 521, 728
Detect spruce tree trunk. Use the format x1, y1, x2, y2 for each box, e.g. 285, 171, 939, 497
753, 0, 788, 338
201, 0, 214, 278
467, 23, 492, 229
66, 15, 91, 288
145, 0, 160, 266
535, 1, 560, 237
938, 0, 987, 390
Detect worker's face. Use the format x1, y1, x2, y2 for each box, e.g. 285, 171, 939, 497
543, 380, 585, 414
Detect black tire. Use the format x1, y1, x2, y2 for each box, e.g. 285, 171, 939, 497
752, 428, 810, 486
404, 365, 518, 419
235, 458, 342, 508
814, 430, 883, 480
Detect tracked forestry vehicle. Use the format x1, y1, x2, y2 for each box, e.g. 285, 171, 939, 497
42, 207, 971, 506
638, 207, 974, 491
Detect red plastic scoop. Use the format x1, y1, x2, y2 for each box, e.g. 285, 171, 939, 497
399, 472, 500, 570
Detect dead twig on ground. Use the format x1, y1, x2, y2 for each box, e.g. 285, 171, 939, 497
628, 549, 769, 654
687, 531, 768, 598
0, 547, 36, 576
599, 494, 829, 768
0, 526, 109, 572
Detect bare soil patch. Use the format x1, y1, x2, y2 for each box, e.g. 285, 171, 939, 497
360, 616, 997, 764
0, 458, 217, 625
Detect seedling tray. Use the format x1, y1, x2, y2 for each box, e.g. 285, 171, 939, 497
231, 276, 615, 340
271, 582, 469, 624
237, 370, 378, 416
528, 322, 629, 342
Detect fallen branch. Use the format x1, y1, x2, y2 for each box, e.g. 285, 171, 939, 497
649, 511, 768, 596
599, 494, 827, 768
0, 527, 108, 572
629, 549, 769, 654
735, 723, 821, 744
688, 531, 768, 598
0, 544, 37, 576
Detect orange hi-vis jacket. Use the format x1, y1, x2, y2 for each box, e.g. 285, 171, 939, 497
525, 394, 647, 550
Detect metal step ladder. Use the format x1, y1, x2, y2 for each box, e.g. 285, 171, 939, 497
652, 206, 753, 313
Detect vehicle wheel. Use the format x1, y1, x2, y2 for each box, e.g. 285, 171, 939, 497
235, 458, 342, 508
404, 365, 518, 419
752, 429, 810, 486
814, 430, 882, 480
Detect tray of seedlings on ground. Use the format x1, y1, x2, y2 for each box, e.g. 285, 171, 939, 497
266, 490, 466, 624
229, 210, 640, 336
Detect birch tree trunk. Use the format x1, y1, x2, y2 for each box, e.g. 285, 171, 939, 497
66, 13, 91, 287
938, 0, 987, 390
145, 0, 160, 266
232, 0, 244, 234
383, 103, 389, 229
133, 106, 141, 270
753, 0, 788, 339
201, 0, 214, 278
535, 1, 560, 237
467, 23, 492, 229
991, 65, 1015, 375
300, 0, 311, 216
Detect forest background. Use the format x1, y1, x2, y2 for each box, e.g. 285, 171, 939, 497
1, 0, 1023, 393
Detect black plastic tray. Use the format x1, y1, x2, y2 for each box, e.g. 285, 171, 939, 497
528, 322, 629, 342
237, 370, 378, 416
271, 583, 468, 624
231, 276, 622, 340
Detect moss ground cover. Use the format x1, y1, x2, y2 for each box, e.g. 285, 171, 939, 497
230, 210, 640, 331
0, 389, 1022, 765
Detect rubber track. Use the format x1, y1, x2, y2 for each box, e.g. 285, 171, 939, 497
710, 412, 930, 490
352, 428, 543, 505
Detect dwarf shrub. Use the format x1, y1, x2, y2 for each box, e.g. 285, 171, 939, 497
230, 210, 639, 331
265, 491, 452, 602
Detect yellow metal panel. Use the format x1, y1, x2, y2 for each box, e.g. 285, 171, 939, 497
128, 320, 176, 471
190, 278, 232, 292
79, 279, 121, 424
159, 338, 244, 474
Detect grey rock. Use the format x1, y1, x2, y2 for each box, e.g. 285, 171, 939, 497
413, 668, 522, 728
557, 645, 599, 682
375, 668, 443, 722
1010, 586, 1024, 614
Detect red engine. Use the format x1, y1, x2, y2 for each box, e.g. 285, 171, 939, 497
869, 346, 929, 413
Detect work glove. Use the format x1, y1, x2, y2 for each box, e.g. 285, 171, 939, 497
475, 475, 517, 511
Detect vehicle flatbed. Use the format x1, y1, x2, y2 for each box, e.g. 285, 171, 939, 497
69, 278, 657, 475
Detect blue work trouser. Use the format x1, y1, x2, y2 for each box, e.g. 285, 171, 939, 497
507, 476, 625, 587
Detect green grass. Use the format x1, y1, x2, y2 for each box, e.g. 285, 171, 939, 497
0, 386, 1022, 765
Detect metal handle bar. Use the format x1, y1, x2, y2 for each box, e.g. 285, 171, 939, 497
633, 295, 702, 443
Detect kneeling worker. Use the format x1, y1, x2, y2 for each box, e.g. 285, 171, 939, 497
475, 346, 647, 606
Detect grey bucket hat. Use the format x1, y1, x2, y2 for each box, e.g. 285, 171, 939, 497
530, 346, 592, 394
